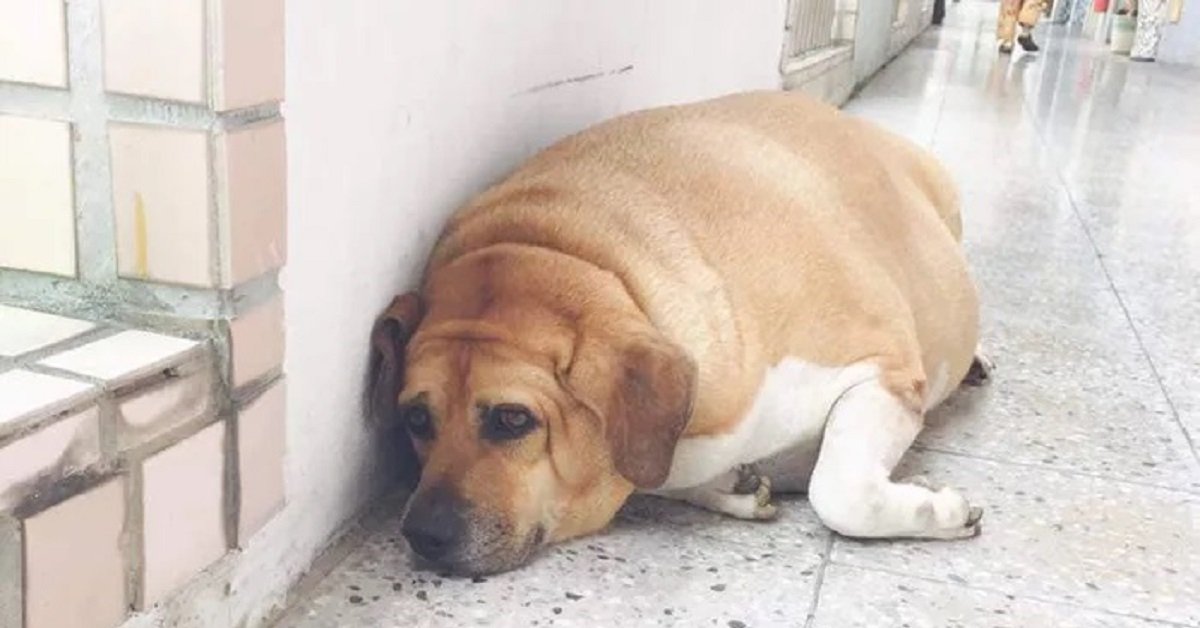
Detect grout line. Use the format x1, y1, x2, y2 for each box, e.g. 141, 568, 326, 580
911, 444, 1200, 496
0, 267, 281, 326
66, 0, 119, 284
1014, 79, 1200, 469
7, 325, 119, 367
124, 461, 146, 611
0, 82, 72, 119
802, 534, 836, 628
827, 561, 1199, 628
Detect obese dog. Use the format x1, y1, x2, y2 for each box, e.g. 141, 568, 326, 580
368, 91, 989, 575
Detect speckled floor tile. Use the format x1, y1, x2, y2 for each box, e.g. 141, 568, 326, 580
812, 565, 1181, 628
833, 450, 1200, 625
281, 504, 825, 627
618, 493, 829, 552
920, 314, 1200, 490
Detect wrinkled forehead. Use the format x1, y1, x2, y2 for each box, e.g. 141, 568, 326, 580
402, 336, 556, 412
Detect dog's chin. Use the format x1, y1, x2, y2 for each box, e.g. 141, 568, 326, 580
413, 525, 547, 576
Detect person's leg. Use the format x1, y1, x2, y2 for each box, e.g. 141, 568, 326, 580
997, 0, 1022, 52
1017, 0, 1046, 51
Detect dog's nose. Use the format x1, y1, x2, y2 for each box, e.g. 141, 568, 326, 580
402, 488, 468, 561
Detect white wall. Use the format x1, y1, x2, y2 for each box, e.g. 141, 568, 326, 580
218, 1, 787, 624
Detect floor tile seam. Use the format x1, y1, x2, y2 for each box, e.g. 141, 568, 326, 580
617, 509, 837, 557
910, 443, 1200, 497
802, 534, 837, 628
824, 559, 1198, 627
1013, 78, 1200, 467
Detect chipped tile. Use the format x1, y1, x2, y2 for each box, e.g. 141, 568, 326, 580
39, 330, 200, 385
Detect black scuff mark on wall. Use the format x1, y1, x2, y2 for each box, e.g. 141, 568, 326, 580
515, 65, 634, 96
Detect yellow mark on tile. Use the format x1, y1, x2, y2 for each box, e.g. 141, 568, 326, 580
134, 192, 149, 278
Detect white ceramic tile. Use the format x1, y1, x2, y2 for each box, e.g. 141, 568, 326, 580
0, 0, 68, 87
0, 305, 94, 357
0, 115, 75, 276
39, 330, 200, 384
0, 370, 94, 432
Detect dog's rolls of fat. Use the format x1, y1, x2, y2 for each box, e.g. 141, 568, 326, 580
375, 91, 982, 575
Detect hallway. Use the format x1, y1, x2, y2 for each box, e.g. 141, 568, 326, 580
280, 4, 1200, 626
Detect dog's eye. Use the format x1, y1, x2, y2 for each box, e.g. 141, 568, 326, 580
403, 405, 434, 439
482, 404, 538, 441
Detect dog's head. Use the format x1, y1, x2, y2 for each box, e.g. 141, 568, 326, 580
368, 250, 695, 575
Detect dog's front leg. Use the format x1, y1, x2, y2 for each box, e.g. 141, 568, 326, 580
649, 464, 779, 521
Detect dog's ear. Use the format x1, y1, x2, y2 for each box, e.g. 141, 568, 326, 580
367, 293, 424, 489
561, 323, 695, 489
367, 292, 423, 424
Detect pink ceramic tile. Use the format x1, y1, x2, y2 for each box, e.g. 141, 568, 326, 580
0, 305, 94, 357
229, 296, 285, 387
0, 407, 100, 511
116, 358, 213, 450
237, 382, 286, 543
218, 121, 287, 286
101, 0, 204, 102
141, 421, 227, 606
0, 0, 67, 87
108, 124, 213, 286
0, 115, 75, 276
23, 479, 127, 628
215, 0, 285, 110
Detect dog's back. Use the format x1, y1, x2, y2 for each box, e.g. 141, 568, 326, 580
431, 91, 977, 426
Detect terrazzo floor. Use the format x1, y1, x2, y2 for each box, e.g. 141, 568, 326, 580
278, 3, 1200, 626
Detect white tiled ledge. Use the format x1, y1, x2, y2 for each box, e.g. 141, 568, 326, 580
0, 304, 287, 628
0, 306, 211, 512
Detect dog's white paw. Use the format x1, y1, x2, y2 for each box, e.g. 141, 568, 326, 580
925, 487, 983, 539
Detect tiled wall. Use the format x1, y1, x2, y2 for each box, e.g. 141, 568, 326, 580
0, 1, 286, 627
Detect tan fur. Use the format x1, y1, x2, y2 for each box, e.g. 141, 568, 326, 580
373, 91, 978, 573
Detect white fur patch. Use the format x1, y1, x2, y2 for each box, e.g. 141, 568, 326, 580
657, 357, 878, 491
923, 361, 951, 412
